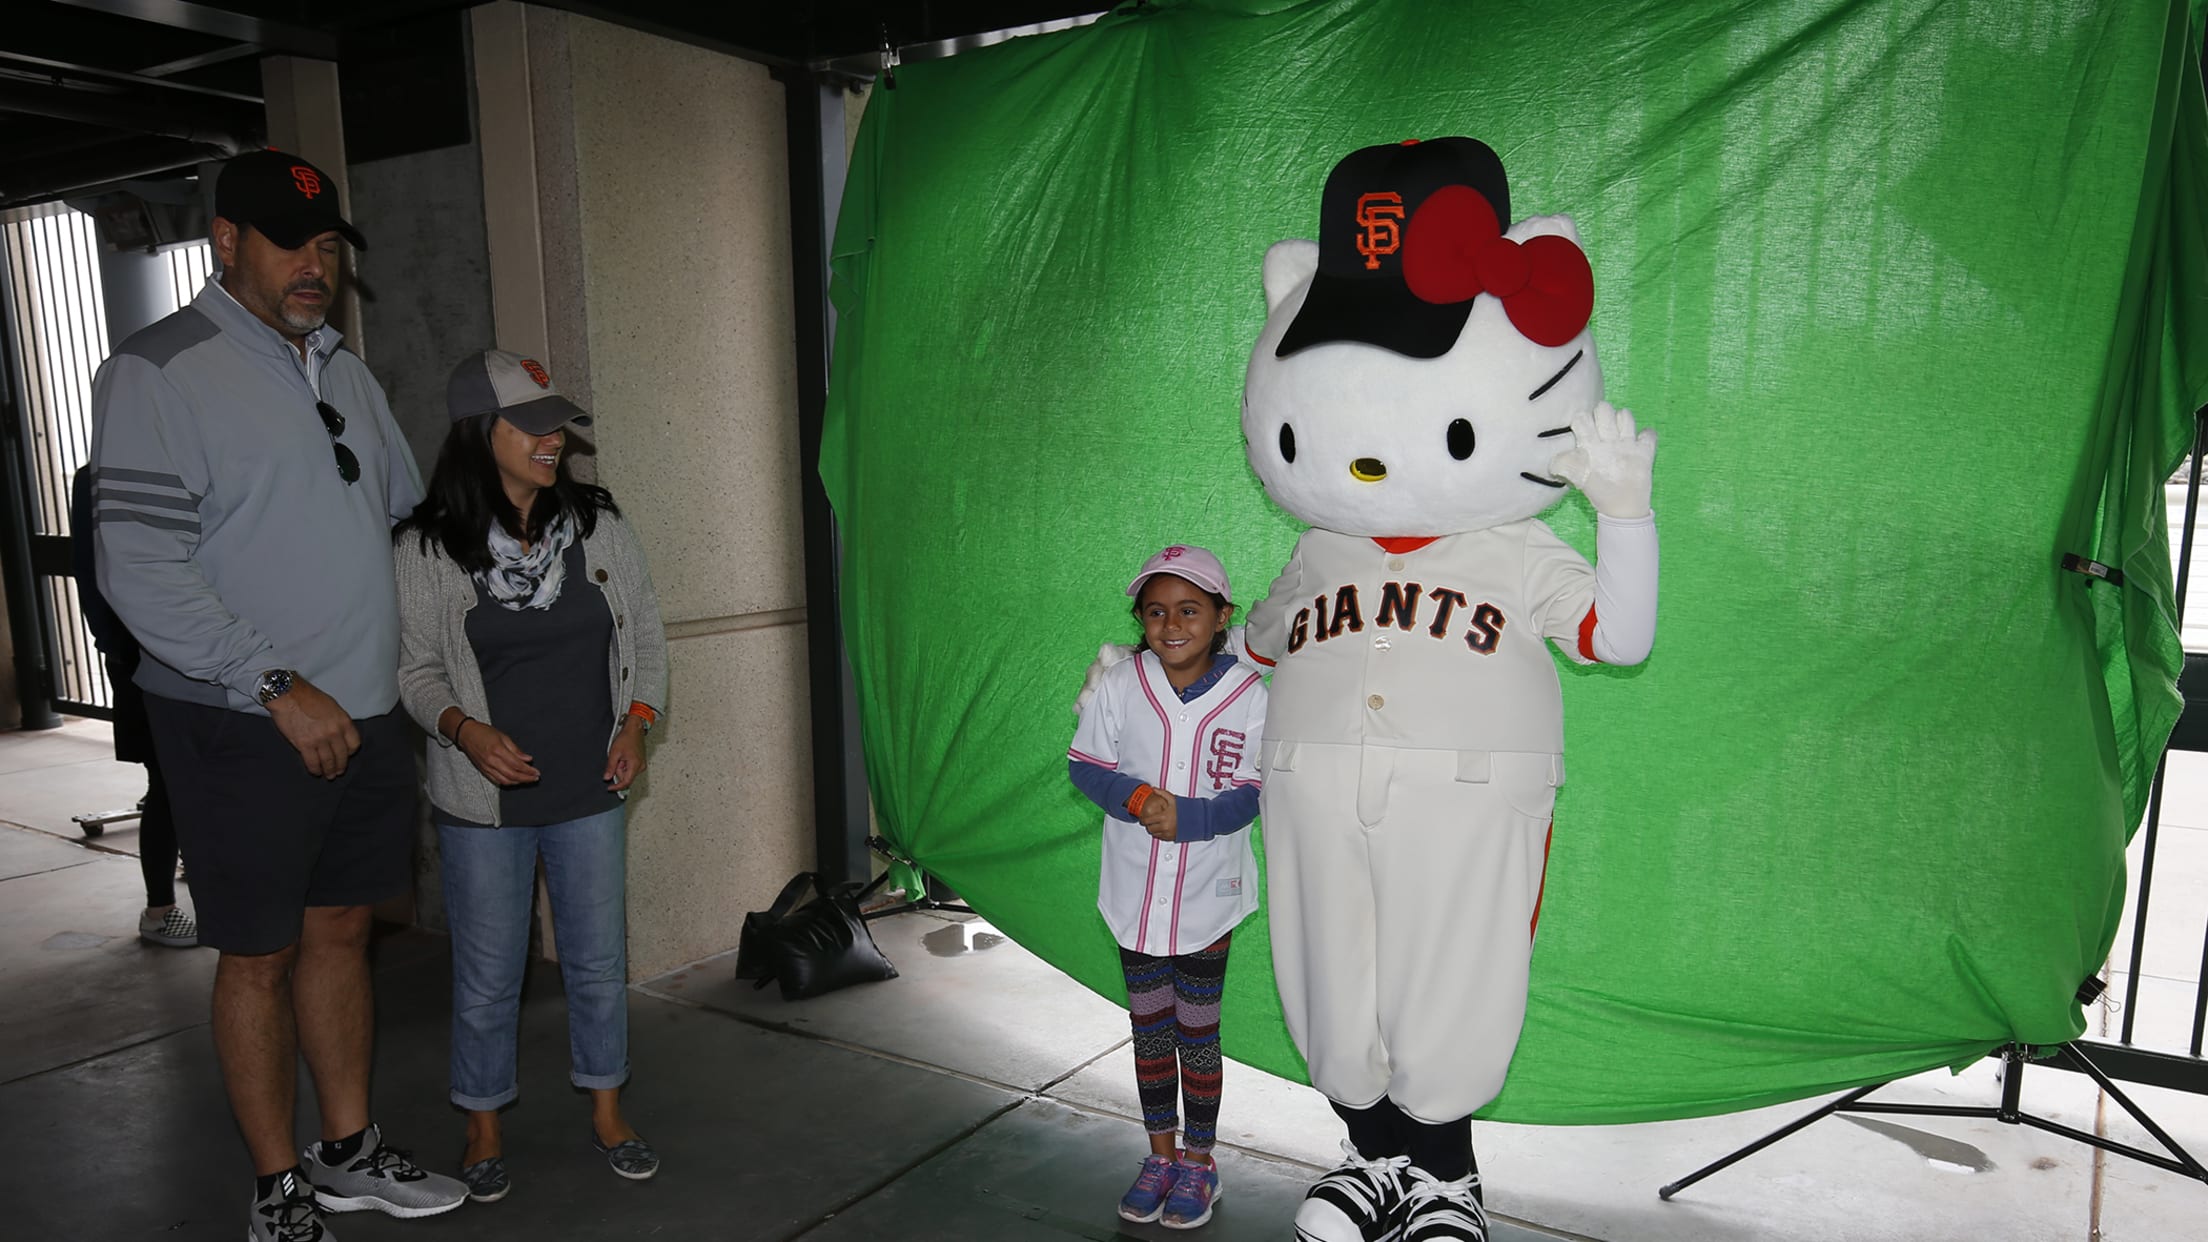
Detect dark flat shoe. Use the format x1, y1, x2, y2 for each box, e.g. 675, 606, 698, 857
592, 1133, 659, 1181
460, 1156, 510, 1203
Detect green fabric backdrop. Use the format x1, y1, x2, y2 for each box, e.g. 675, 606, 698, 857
819, 0, 2208, 1123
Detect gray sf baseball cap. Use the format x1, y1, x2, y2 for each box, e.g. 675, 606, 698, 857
446, 349, 593, 437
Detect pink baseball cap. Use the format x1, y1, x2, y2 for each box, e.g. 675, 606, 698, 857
1126, 544, 1232, 604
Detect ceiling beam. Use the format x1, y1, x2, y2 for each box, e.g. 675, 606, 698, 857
42, 0, 339, 60
0, 50, 262, 104
137, 42, 265, 80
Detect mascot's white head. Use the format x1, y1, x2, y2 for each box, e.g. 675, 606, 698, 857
1243, 137, 1605, 539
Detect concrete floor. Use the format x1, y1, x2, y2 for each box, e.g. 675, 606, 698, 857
3, 718, 2206, 1240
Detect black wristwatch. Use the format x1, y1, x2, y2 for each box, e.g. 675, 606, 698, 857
255, 668, 296, 706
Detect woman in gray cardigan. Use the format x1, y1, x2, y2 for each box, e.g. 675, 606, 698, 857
394, 349, 669, 1203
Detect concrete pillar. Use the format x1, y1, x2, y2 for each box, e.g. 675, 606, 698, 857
473, 7, 815, 979
259, 56, 364, 353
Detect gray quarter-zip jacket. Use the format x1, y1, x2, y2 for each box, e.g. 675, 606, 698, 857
87, 280, 425, 718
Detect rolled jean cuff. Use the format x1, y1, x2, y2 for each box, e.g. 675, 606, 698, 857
572, 1064, 630, 1092
451, 1084, 520, 1111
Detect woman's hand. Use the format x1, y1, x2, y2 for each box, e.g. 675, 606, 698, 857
1137, 789, 1177, 841
457, 718, 540, 787
604, 716, 649, 791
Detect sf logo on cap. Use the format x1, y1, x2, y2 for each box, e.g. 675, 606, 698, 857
1162, 546, 1186, 560
520, 359, 552, 388
290, 166, 323, 199
1355, 191, 1404, 270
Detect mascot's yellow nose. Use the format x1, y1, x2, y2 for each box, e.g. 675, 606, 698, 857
1351, 458, 1388, 482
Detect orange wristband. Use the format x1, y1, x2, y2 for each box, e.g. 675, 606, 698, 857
1127, 784, 1156, 817
626, 701, 658, 725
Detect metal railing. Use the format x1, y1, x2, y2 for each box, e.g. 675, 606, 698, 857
2084, 409, 2208, 1094
0, 202, 210, 719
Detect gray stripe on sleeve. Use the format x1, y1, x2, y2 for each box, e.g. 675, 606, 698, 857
96, 487, 198, 513
95, 466, 192, 492
94, 508, 200, 534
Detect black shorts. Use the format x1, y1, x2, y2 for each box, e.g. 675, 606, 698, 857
144, 694, 417, 955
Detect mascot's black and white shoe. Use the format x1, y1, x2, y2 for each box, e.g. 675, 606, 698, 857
1294, 1142, 1414, 1242
1398, 1166, 1487, 1242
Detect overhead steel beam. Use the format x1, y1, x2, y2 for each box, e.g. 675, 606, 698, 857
0, 50, 263, 104
0, 76, 262, 148
0, 134, 236, 208
43, 0, 339, 59
136, 43, 266, 81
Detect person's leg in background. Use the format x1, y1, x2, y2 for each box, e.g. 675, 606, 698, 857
108, 649, 196, 947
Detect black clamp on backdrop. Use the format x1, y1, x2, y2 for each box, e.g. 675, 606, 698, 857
2062, 553, 2125, 586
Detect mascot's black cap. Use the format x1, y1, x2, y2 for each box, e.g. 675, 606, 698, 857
1277, 136, 1509, 359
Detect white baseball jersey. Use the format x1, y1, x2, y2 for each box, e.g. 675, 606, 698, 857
1244, 513, 1658, 1120
1069, 650, 1267, 956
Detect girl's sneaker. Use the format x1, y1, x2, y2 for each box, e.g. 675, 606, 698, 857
1161, 1157, 1221, 1230
1118, 1154, 1182, 1223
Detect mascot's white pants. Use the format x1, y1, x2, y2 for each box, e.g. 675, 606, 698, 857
1260, 741, 1560, 1123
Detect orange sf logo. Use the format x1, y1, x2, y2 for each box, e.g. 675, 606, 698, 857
520, 359, 551, 388
290, 166, 323, 199
1355, 191, 1404, 270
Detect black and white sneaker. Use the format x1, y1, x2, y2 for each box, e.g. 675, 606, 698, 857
1399, 1166, 1486, 1242
303, 1124, 467, 1218
1295, 1141, 1414, 1242
249, 1169, 333, 1241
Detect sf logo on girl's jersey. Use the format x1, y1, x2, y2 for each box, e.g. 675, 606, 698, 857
1284, 583, 1507, 656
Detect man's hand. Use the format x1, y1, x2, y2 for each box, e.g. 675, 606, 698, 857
1550, 401, 1657, 519
1137, 789, 1178, 841
456, 718, 541, 787
604, 717, 648, 792
267, 678, 361, 779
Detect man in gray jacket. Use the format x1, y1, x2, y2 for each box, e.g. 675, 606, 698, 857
87, 149, 465, 1241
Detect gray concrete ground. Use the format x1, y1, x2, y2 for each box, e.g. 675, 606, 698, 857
2, 719, 2204, 1240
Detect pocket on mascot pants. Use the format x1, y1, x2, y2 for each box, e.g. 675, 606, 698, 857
1465, 751, 1564, 823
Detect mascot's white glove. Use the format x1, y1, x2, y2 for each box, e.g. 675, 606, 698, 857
1551, 401, 1657, 519
1073, 642, 1136, 715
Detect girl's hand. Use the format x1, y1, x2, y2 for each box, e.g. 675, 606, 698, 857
1137, 789, 1177, 841
458, 719, 540, 787
604, 717, 649, 791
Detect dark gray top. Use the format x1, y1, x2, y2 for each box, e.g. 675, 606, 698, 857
442, 541, 622, 829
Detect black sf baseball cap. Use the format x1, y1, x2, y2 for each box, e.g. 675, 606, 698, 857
447, 349, 594, 438
213, 149, 367, 250
1276, 136, 1509, 360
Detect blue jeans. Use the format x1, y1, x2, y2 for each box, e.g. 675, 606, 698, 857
440, 806, 630, 1110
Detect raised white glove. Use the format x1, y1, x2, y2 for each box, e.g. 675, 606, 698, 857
1072, 641, 1136, 715
1550, 401, 1657, 519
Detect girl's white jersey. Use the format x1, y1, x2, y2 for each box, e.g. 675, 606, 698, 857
1069, 650, 1267, 956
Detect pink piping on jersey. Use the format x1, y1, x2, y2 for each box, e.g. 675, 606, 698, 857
1168, 845, 1190, 954
1135, 840, 1162, 954
1191, 673, 1262, 795
1068, 747, 1116, 768
1131, 655, 1175, 954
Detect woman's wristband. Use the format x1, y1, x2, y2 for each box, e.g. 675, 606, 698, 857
625, 701, 658, 732
450, 716, 473, 746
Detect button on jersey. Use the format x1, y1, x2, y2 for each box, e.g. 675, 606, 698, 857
1069, 651, 1266, 955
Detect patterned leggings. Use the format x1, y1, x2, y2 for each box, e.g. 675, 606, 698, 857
1119, 935, 1231, 1153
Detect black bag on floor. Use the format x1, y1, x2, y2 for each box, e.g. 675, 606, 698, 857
735, 871, 898, 1000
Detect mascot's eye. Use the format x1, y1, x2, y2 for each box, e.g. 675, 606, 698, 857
1447, 419, 1475, 461
1279, 424, 1297, 464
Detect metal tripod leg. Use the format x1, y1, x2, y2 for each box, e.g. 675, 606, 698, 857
1657, 1083, 1885, 1200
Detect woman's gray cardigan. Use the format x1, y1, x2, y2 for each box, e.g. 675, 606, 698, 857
395, 511, 670, 827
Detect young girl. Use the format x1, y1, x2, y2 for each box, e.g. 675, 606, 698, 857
1068, 545, 1266, 1230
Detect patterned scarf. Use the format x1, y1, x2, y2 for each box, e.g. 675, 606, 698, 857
477, 510, 576, 611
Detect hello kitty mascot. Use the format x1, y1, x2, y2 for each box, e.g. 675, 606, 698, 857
1243, 138, 1658, 1242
